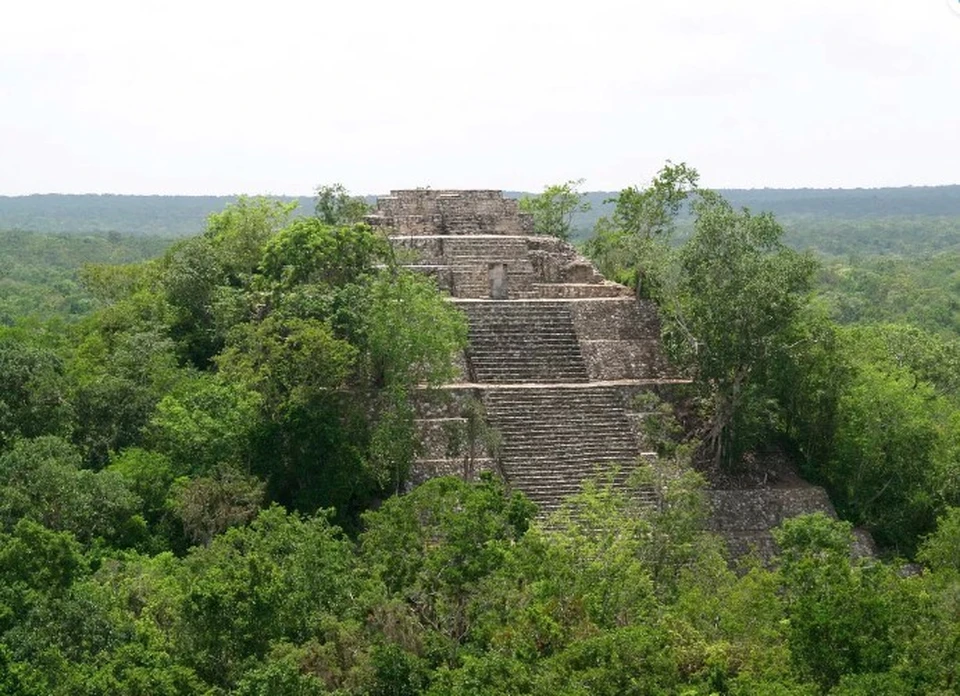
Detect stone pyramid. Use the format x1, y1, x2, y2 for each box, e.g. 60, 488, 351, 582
367, 189, 680, 515
368, 189, 864, 555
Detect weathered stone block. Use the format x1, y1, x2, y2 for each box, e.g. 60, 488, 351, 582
579, 339, 668, 381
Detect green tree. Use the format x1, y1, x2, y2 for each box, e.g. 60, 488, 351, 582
917, 506, 960, 573
107, 448, 181, 550
213, 218, 465, 519
173, 505, 359, 688
258, 218, 390, 293
584, 164, 818, 470
360, 476, 534, 664
518, 179, 591, 241
0, 334, 74, 451
156, 197, 294, 369
61, 202, 467, 528
608, 162, 699, 241
0, 436, 143, 546
584, 161, 698, 292
779, 321, 960, 554
68, 324, 180, 468
826, 359, 951, 552
667, 191, 818, 468
148, 373, 263, 475
0, 519, 84, 636
203, 195, 296, 283
170, 466, 265, 547
774, 514, 898, 691
314, 184, 371, 226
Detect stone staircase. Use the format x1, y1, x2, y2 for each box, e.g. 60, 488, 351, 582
483, 386, 656, 513
459, 301, 589, 384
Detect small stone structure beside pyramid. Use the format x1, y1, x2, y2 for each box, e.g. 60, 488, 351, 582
367, 189, 862, 555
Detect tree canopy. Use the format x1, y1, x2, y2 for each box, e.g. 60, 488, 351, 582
518, 179, 591, 241
2, 174, 960, 692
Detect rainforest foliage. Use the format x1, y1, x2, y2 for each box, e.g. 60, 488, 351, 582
2, 468, 960, 694
0, 194, 469, 537
2, 181, 960, 693
0, 231, 175, 323
582, 165, 960, 556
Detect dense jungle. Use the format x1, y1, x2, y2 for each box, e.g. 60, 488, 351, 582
1, 174, 960, 695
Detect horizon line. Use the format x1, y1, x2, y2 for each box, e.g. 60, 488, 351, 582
3, 183, 960, 198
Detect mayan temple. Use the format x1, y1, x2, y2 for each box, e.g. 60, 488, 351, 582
367, 189, 863, 556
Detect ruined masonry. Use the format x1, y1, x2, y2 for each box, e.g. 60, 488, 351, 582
368, 189, 849, 553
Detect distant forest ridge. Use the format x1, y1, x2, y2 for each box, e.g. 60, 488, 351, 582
2, 186, 960, 238
512, 185, 960, 225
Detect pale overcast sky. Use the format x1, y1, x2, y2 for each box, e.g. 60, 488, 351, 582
1, 0, 958, 195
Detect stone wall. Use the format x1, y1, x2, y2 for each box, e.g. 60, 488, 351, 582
391, 234, 629, 300
579, 339, 671, 381
709, 488, 837, 533
568, 298, 663, 340
709, 488, 877, 559
410, 416, 498, 485
410, 387, 502, 487
568, 299, 671, 380
368, 190, 534, 237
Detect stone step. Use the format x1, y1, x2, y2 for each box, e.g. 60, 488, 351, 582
487, 403, 631, 411
489, 415, 629, 424
466, 316, 580, 323
470, 373, 589, 384
511, 480, 643, 493
501, 446, 639, 456
469, 336, 579, 344
501, 443, 638, 452
495, 423, 636, 434
493, 415, 633, 424
501, 440, 637, 449
509, 467, 639, 480
469, 339, 582, 347
469, 322, 575, 328
501, 446, 638, 455
469, 337, 577, 345
515, 482, 659, 508
463, 300, 589, 384
483, 386, 626, 396
516, 480, 654, 496
482, 381, 642, 510
498, 440, 636, 450
460, 305, 580, 314
470, 358, 585, 364
486, 396, 628, 405
468, 368, 588, 376
488, 399, 630, 408
469, 347, 583, 355
504, 456, 639, 467
469, 329, 578, 337
468, 362, 586, 372
506, 465, 640, 478
494, 421, 636, 430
